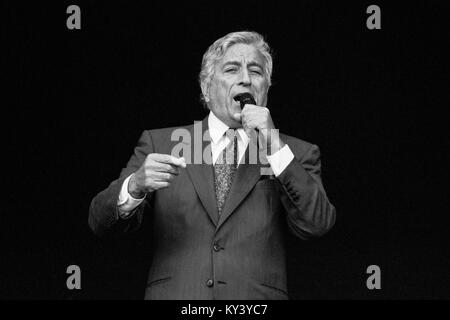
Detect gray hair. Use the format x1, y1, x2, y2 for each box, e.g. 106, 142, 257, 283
199, 31, 273, 107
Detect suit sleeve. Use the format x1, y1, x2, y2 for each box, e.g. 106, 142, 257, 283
276, 144, 336, 239
88, 130, 154, 237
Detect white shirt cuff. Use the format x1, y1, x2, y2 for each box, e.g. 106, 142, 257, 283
117, 174, 146, 218
266, 144, 295, 177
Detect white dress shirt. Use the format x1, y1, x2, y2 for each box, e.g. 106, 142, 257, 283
117, 111, 294, 218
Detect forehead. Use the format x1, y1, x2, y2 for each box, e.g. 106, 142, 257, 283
220, 43, 265, 65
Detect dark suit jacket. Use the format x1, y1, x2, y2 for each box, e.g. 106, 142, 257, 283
89, 116, 336, 300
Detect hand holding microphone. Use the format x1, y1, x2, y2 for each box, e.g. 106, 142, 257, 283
232, 93, 284, 155
232, 93, 256, 128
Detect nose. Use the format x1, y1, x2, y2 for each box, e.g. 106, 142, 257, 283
238, 68, 251, 86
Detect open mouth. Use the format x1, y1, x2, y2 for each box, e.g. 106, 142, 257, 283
233, 92, 256, 106
233, 92, 251, 100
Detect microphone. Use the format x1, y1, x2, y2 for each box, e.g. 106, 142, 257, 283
233, 93, 256, 109
233, 93, 259, 140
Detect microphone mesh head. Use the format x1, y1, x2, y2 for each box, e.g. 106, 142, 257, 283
234, 93, 256, 107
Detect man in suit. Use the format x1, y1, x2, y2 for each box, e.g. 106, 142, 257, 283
89, 31, 336, 299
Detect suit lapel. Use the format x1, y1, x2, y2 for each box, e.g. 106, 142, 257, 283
183, 116, 270, 229
184, 116, 219, 226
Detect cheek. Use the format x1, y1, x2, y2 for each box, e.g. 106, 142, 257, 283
257, 83, 269, 105
218, 78, 231, 92
212, 80, 226, 94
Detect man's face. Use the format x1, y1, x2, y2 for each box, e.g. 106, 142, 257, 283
205, 43, 269, 128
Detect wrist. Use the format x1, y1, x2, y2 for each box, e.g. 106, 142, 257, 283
128, 174, 146, 199
268, 138, 285, 155
260, 128, 285, 155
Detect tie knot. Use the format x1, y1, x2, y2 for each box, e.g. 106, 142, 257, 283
224, 128, 237, 140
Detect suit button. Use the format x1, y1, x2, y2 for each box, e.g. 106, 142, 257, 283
213, 243, 221, 251
206, 279, 214, 287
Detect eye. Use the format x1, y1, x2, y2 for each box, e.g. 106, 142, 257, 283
224, 67, 238, 73
250, 69, 262, 75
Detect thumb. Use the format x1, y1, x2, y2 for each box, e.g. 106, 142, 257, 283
232, 113, 242, 122
244, 127, 254, 138
172, 156, 187, 168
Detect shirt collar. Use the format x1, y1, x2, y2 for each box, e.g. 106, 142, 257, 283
208, 111, 249, 145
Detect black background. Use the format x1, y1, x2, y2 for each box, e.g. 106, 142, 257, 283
2, 1, 448, 299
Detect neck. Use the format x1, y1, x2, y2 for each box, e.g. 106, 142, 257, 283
212, 112, 242, 129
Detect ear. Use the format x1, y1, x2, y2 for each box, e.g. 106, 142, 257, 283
201, 81, 210, 102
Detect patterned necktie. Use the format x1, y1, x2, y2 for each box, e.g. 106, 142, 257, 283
214, 130, 238, 214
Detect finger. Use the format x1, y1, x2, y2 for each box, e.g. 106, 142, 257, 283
242, 104, 266, 118
242, 117, 257, 130
240, 108, 258, 124
244, 127, 253, 138
175, 157, 187, 168
151, 163, 180, 175
151, 154, 186, 168
151, 172, 176, 182
241, 104, 257, 114
165, 155, 186, 168
149, 181, 170, 190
